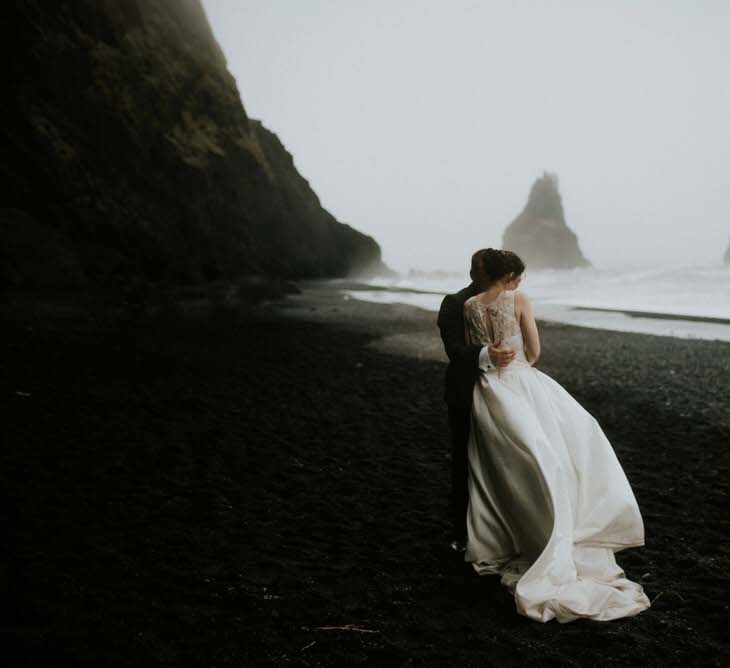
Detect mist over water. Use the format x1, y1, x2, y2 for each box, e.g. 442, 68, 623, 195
202, 1, 730, 338
342, 263, 730, 341
204, 0, 730, 274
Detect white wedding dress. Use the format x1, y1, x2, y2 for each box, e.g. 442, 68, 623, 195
463, 289, 651, 623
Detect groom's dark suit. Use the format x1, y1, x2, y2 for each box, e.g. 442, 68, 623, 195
437, 281, 485, 541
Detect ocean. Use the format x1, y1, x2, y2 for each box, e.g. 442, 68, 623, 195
338, 263, 730, 342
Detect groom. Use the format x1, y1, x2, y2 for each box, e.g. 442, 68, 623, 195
436, 249, 516, 552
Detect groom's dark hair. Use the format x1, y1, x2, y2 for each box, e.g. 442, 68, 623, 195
469, 248, 489, 282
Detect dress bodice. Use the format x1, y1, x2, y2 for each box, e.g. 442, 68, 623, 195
464, 290, 530, 369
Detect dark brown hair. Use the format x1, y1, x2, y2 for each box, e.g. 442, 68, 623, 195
481, 248, 525, 282
469, 248, 489, 281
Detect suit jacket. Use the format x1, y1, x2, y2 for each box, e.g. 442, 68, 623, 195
437, 282, 484, 408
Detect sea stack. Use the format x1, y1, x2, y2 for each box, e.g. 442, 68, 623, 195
502, 172, 591, 270
724, 233, 730, 264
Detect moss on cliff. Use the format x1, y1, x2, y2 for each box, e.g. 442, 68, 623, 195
1, 0, 386, 288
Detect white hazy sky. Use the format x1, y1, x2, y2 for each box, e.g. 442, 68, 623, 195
203, 0, 730, 273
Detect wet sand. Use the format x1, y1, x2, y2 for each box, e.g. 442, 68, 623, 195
2, 280, 729, 665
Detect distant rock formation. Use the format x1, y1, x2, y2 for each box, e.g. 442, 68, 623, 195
1, 0, 388, 289
724, 233, 730, 264
502, 172, 591, 270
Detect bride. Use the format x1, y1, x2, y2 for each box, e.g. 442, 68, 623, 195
462, 248, 651, 623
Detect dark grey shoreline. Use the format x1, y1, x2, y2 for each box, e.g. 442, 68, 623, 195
571, 304, 730, 326
316, 278, 730, 336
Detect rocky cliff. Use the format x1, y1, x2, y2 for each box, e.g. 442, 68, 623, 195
1, 0, 387, 289
502, 172, 591, 270
724, 234, 730, 264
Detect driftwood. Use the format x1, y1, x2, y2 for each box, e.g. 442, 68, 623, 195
314, 624, 380, 633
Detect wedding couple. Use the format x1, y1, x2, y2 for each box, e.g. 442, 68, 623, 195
437, 248, 651, 623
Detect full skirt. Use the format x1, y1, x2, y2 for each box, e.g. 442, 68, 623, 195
465, 363, 651, 623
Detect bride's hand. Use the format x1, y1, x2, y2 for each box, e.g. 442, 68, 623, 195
488, 339, 517, 368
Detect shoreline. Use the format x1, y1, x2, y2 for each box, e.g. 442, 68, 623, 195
272, 280, 730, 366
570, 304, 730, 326
321, 278, 730, 342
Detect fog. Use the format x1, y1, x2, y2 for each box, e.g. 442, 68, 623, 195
203, 0, 730, 274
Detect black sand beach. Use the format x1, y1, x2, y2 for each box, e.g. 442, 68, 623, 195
2, 281, 729, 666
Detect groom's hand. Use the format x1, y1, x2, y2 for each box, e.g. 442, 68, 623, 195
488, 339, 516, 368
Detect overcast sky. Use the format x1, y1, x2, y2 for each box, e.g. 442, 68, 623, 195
203, 0, 730, 273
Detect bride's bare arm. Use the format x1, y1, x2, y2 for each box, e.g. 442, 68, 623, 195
516, 291, 541, 364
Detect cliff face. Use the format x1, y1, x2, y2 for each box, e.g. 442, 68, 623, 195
502, 172, 591, 270
1, 0, 386, 288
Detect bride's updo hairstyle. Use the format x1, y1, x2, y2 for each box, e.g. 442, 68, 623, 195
481, 248, 526, 283
503, 250, 526, 278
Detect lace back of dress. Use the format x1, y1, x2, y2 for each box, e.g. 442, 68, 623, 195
488, 290, 521, 344
464, 297, 490, 346
465, 290, 523, 348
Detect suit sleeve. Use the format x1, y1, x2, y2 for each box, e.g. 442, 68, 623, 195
437, 295, 483, 371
